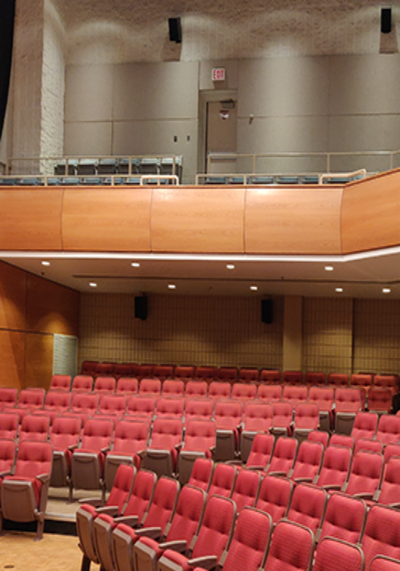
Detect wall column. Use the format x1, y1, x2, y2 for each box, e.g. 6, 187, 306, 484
283, 295, 303, 371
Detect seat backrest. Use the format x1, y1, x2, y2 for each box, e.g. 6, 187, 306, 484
354, 438, 383, 455
208, 382, 231, 401
154, 397, 184, 419
14, 439, 53, 478
72, 375, 94, 392
238, 368, 259, 383
313, 537, 365, 571
315, 445, 352, 488
351, 373, 373, 391
139, 378, 161, 396
230, 469, 261, 512
141, 476, 180, 531
183, 419, 216, 453
98, 394, 127, 417
289, 440, 324, 482
123, 469, 157, 520
307, 430, 329, 449
368, 388, 393, 413
188, 458, 214, 492
113, 364, 133, 379
329, 433, 355, 450
191, 495, 236, 561
361, 504, 400, 569
135, 365, 154, 381
0, 388, 18, 411
213, 399, 243, 429
165, 484, 206, 543
263, 519, 314, 571
195, 366, 217, 382
369, 556, 400, 571
308, 387, 334, 411
255, 475, 293, 523
185, 381, 208, 399
373, 375, 399, 396
294, 402, 320, 430
161, 379, 184, 397
80, 417, 113, 451
153, 365, 174, 380
259, 369, 281, 384
376, 415, 400, 445
18, 388, 45, 409
216, 367, 238, 383
174, 366, 196, 380
150, 417, 183, 450
112, 418, 149, 454
208, 462, 237, 497
243, 402, 273, 432
0, 412, 19, 439
267, 436, 298, 476
115, 377, 138, 395
344, 450, 384, 496
328, 373, 349, 388
185, 398, 214, 422
319, 492, 367, 544
106, 464, 136, 511
49, 374, 71, 391
351, 411, 378, 441
222, 507, 272, 571
94, 363, 115, 378
71, 392, 99, 415
377, 457, 400, 507
50, 415, 81, 450
246, 433, 275, 469
271, 401, 294, 430
286, 483, 327, 533
231, 383, 257, 403
126, 395, 155, 420
282, 385, 308, 407
19, 414, 50, 442
257, 383, 282, 402
94, 376, 116, 393
305, 372, 326, 386
44, 390, 72, 412
282, 371, 304, 385
384, 443, 400, 463
0, 438, 17, 473
80, 361, 98, 375
335, 388, 361, 413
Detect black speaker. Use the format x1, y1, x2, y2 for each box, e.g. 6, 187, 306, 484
135, 296, 148, 321
381, 8, 391, 33
168, 17, 182, 43
261, 299, 273, 324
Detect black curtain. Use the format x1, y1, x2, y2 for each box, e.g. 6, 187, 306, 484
0, 0, 16, 142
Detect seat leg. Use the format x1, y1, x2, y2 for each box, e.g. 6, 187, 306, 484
68, 479, 74, 503
35, 517, 45, 541
80, 555, 91, 571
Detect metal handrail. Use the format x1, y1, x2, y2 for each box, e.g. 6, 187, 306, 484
0, 173, 180, 186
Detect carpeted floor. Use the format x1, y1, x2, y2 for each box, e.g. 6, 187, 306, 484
0, 531, 101, 570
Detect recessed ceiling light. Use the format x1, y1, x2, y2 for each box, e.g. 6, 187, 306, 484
168, 284, 176, 290
325, 266, 334, 271
41, 261, 50, 266
250, 286, 258, 291
226, 264, 235, 270
131, 262, 140, 268
383, 288, 391, 294
335, 287, 343, 293
89, 282, 97, 288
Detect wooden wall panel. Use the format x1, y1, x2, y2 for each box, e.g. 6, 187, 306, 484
0, 262, 26, 331
0, 330, 25, 389
26, 274, 79, 336
24, 333, 54, 389
245, 187, 343, 254
62, 188, 152, 251
341, 170, 400, 253
151, 187, 245, 253
0, 188, 63, 250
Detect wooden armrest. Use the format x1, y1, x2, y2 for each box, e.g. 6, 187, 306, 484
158, 540, 187, 553
114, 515, 139, 527
79, 497, 102, 506
36, 474, 50, 484
187, 555, 218, 569
95, 506, 119, 517
135, 527, 162, 539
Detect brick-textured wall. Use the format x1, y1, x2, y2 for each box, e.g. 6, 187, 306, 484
79, 293, 284, 369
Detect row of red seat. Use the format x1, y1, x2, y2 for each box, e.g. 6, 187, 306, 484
76, 459, 400, 571
79, 361, 400, 393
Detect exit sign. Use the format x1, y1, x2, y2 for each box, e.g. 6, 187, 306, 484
212, 68, 225, 81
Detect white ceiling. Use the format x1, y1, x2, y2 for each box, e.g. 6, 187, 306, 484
2, 247, 400, 298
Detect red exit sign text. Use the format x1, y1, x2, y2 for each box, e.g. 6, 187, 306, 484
212, 68, 225, 81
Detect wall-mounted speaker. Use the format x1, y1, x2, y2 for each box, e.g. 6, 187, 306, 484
381, 7, 392, 34
135, 296, 148, 321
169, 17, 182, 43
261, 299, 273, 324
